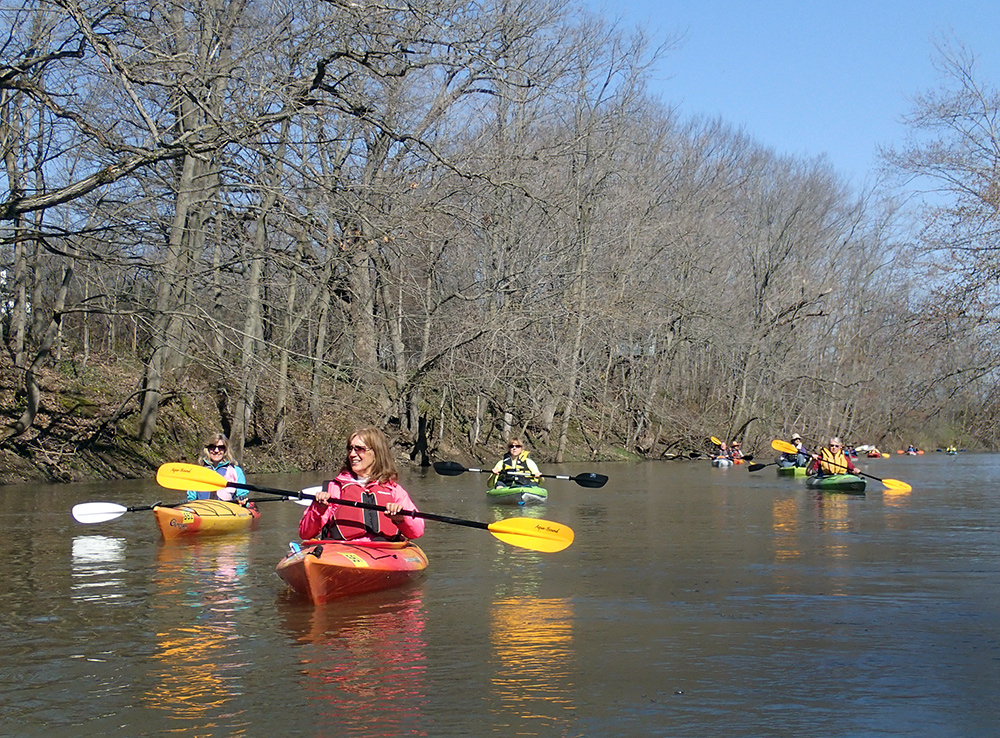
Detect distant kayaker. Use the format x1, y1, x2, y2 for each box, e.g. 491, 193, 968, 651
730, 440, 745, 462
298, 426, 424, 542
808, 437, 858, 476
492, 439, 542, 488
778, 433, 808, 467
188, 432, 248, 503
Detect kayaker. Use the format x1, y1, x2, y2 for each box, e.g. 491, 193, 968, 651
187, 433, 248, 503
491, 439, 542, 488
730, 440, 745, 462
298, 426, 424, 542
808, 436, 858, 476
778, 433, 808, 467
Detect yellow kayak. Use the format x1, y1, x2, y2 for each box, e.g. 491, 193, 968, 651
153, 499, 260, 540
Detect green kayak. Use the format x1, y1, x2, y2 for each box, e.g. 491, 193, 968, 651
486, 485, 548, 506
805, 474, 866, 493
777, 465, 808, 477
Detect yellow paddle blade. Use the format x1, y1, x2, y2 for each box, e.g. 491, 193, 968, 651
711, 436, 722, 445
881, 478, 912, 493
771, 439, 797, 454
487, 518, 574, 553
156, 462, 227, 492
882, 453, 891, 458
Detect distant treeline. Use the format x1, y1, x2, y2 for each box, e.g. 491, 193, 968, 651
2, 2, 998, 467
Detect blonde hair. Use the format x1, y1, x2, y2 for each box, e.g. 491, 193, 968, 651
342, 426, 398, 483
200, 432, 238, 465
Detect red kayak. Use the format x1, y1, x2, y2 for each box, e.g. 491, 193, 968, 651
275, 539, 429, 604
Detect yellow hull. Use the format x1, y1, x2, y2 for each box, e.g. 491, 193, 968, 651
153, 499, 259, 539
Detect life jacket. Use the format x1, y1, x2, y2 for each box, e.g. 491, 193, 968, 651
190, 460, 243, 500
818, 447, 851, 475
496, 452, 538, 485
319, 479, 403, 541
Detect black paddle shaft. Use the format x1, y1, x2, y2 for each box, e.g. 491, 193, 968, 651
226, 480, 491, 531
432, 461, 608, 488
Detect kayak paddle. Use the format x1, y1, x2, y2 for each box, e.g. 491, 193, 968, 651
432, 460, 608, 488
771, 439, 912, 492
156, 462, 575, 553
72, 496, 288, 524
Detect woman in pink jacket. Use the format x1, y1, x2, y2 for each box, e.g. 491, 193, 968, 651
298, 427, 425, 542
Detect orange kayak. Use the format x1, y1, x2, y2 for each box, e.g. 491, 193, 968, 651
153, 499, 259, 540
275, 539, 429, 604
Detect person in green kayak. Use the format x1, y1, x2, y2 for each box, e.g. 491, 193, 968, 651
187, 432, 248, 503
808, 436, 858, 476
491, 439, 542, 488
778, 433, 808, 467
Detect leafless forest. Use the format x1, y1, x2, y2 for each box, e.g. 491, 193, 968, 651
3, 1, 999, 476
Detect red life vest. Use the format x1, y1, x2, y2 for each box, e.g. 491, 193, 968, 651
319, 479, 403, 541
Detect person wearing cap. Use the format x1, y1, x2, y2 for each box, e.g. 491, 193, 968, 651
808, 436, 858, 476
779, 433, 808, 468
729, 440, 745, 463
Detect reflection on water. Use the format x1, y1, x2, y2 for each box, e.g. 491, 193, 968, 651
71, 535, 127, 602
145, 537, 254, 730
882, 486, 912, 509
279, 590, 429, 737
485, 504, 577, 732
489, 597, 575, 734
6, 457, 1000, 736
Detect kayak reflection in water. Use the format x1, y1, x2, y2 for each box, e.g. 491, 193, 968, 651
491, 439, 542, 488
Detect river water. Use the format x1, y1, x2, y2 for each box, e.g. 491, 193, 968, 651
2, 452, 998, 737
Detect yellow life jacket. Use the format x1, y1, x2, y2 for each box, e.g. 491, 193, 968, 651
819, 447, 851, 475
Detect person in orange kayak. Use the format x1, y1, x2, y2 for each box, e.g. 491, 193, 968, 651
298, 426, 424, 542
808, 436, 858, 476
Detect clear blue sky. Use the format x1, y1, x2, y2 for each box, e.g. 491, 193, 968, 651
585, 1, 1000, 187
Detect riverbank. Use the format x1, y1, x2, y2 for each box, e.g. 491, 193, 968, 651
0, 357, 593, 485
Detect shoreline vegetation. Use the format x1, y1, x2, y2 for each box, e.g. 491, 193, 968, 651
3, 6, 997, 485
0, 356, 973, 486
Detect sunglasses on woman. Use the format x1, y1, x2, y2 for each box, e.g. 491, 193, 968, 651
206, 444, 226, 452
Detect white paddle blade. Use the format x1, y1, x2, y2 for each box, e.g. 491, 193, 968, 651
72, 502, 129, 524
293, 486, 321, 505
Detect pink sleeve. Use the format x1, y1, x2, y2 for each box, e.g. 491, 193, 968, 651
298, 480, 337, 539
216, 466, 240, 501
298, 502, 329, 539
391, 482, 425, 540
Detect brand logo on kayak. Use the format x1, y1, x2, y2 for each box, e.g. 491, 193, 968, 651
343, 553, 369, 568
